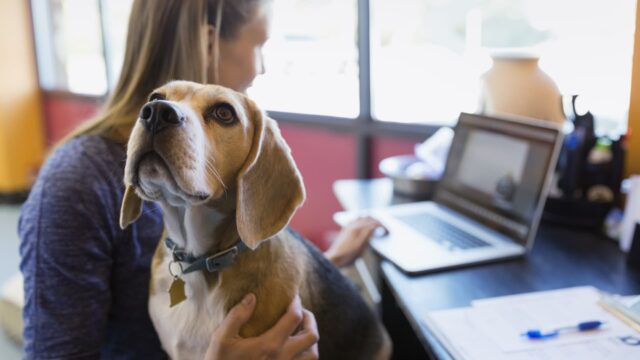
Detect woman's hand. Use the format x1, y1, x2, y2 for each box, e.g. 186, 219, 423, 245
204, 294, 319, 360
325, 216, 387, 268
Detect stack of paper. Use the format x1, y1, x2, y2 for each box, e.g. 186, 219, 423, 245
423, 287, 640, 360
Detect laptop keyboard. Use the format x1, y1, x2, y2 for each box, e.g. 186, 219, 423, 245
396, 213, 491, 250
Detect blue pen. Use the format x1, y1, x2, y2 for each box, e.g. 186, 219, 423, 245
521, 320, 605, 339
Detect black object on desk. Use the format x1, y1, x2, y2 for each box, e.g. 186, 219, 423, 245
334, 178, 640, 360
544, 95, 626, 229
628, 223, 640, 268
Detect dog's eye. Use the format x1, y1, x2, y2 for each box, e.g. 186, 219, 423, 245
149, 93, 166, 102
206, 104, 237, 125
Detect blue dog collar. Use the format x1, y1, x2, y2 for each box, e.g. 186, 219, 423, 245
165, 237, 249, 274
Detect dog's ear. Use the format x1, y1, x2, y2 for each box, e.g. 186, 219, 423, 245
120, 185, 143, 229
236, 108, 306, 250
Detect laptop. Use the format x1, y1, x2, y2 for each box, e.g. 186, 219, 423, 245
335, 112, 563, 274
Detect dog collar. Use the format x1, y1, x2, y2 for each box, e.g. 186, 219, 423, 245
165, 237, 249, 275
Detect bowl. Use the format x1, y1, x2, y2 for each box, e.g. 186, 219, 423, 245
379, 155, 439, 199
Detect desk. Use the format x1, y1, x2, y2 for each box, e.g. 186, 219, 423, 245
333, 179, 640, 360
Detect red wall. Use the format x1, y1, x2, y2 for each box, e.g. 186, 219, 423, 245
41, 95, 358, 248
42, 94, 100, 145
280, 124, 356, 249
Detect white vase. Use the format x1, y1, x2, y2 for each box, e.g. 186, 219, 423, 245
480, 53, 565, 124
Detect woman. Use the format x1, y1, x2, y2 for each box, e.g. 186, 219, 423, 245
19, 0, 382, 359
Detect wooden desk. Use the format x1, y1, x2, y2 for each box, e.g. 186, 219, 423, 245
333, 179, 640, 359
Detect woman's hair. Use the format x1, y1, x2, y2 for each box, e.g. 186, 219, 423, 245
61, 0, 267, 145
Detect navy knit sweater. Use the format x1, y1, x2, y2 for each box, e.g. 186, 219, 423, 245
19, 135, 168, 359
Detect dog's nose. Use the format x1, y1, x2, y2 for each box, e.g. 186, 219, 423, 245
139, 101, 185, 134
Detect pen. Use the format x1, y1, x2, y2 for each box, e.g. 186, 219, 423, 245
521, 320, 605, 339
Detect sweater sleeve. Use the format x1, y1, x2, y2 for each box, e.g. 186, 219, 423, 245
19, 139, 122, 360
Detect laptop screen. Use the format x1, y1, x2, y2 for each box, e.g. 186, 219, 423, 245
435, 113, 561, 245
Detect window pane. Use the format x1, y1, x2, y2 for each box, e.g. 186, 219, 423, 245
32, 0, 107, 95
102, 0, 133, 88
248, 0, 359, 118
371, 0, 636, 134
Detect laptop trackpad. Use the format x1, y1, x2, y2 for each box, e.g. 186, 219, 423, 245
370, 226, 453, 271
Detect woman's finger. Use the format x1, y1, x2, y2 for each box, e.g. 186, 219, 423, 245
281, 310, 320, 359
360, 217, 388, 237
216, 293, 256, 338
262, 296, 304, 347
356, 221, 382, 243
293, 347, 319, 360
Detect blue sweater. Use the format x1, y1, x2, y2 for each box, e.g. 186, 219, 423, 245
19, 135, 168, 359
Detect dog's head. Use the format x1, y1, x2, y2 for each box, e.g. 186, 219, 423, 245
120, 80, 305, 249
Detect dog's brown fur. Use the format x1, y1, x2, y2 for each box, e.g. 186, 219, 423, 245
121, 81, 391, 359
150, 232, 307, 338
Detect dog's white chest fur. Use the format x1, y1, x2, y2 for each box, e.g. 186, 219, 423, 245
149, 255, 225, 360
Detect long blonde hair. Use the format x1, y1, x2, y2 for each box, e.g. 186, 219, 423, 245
62, 0, 266, 145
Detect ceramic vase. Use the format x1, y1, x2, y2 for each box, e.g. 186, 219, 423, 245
480, 53, 565, 124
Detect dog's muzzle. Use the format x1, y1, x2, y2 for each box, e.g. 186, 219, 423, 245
139, 100, 185, 134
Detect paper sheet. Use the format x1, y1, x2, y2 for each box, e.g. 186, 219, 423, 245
423, 287, 640, 360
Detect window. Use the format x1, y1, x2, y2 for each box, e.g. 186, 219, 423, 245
248, 0, 360, 118
370, 0, 636, 134
101, 0, 133, 89
31, 0, 108, 96
32, 0, 637, 133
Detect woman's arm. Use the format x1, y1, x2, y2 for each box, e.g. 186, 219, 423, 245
324, 216, 386, 268
19, 148, 118, 359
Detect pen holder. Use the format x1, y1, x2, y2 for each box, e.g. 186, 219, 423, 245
627, 222, 640, 267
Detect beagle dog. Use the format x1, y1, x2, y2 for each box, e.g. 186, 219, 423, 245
119, 81, 391, 359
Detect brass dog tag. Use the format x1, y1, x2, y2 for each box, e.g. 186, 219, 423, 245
168, 277, 187, 307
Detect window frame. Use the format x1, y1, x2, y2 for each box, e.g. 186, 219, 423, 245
29, 0, 448, 178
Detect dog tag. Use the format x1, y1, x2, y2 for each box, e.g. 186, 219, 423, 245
168, 277, 187, 307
